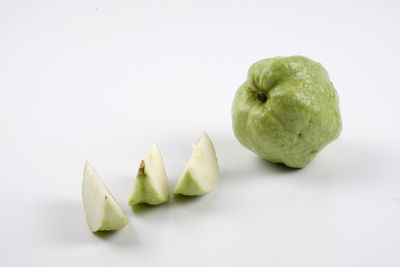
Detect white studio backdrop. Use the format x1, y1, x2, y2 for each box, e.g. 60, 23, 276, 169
1, 1, 400, 266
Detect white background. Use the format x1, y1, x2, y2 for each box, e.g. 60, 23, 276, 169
1, 0, 400, 266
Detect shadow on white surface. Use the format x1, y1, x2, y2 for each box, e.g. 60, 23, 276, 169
305, 137, 385, 185
173, 194, 204, 205
212, 133, 384, 185
129, 193, 217, 222
92, 224, 139, 249
130, 194, 203, 215
130, 202, 171, 215
212, 133, 301, 180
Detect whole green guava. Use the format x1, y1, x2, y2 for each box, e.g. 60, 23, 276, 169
231, 56, 342, 168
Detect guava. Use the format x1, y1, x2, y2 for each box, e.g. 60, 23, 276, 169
232, 56, 342, 168
128, 144, 170, 205
82, 161, 129, 232
174, 132, 219, 196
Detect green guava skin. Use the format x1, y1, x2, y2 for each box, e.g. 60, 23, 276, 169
232, 56, 342, 168
174, 171, 204, 196
97, 197, 129, 231
128, 173, 169, 205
